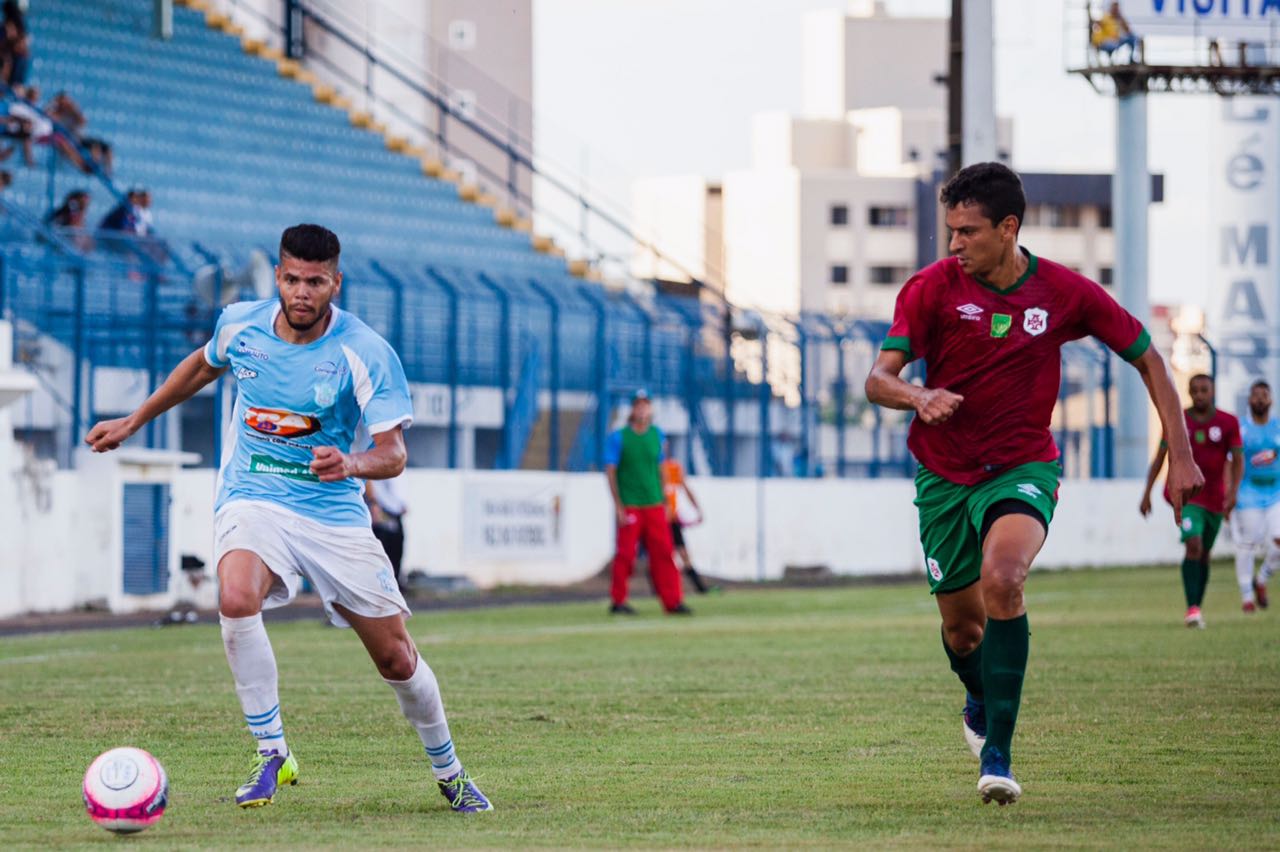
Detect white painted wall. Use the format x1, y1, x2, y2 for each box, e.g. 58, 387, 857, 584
2, 460, 1190, 619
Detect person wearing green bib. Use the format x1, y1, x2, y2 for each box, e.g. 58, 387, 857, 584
604, 390, 690, 615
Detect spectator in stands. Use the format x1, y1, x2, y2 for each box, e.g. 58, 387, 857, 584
98, 188, 144, 235
5, 85, 50, 167
46, 189, 93, 250
1, 1, 31, 87
45, 90, 113, 176
0, 169, 11, 193
1091, 2, 1141, 64
135, 188, 154, 235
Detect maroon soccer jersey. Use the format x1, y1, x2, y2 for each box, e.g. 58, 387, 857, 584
883, 251, 1150, 485
1162, 409, 1241, 513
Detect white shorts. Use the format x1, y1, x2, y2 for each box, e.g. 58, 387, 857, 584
214, 500, 410, 628
1230, 502, 1280, 551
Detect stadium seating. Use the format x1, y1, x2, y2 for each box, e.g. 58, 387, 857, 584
0, 0, 756, 471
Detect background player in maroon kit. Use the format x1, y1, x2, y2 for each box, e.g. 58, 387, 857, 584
865, 162, 1202, 805
1140, 374, 1242, 627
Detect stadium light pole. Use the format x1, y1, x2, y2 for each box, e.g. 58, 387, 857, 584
1114, 79, 1150, 477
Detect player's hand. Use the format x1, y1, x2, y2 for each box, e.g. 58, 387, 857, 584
616, 506, 629, 527
914, 388, 963, 425
1224, 495, 1236, 521
1165, 455, 1205, 527
85, 415, 138, 453
1138, 493, 1152, 517
310, 446, 351, 482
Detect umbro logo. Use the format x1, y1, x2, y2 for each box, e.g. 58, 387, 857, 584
957, 303, 984, 321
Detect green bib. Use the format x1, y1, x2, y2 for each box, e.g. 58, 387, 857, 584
616, 426, 664, 507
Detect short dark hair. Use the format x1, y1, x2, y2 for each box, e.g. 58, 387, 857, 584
1189, 373, 1214, 387
279, 223, 341, 269
1251, 378, 1270, 391
939, 162, 1026, 230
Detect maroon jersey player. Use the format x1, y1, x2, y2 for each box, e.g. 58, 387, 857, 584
865, 162, 1202, 805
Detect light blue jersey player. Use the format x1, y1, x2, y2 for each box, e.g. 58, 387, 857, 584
204, 297, 410, 526
1232, 379, 1280, 612
85, 225, 490, 814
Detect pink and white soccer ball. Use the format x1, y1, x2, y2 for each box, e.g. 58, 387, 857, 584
82, 747, 169, 833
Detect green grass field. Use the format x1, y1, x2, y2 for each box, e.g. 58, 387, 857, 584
2, 565, 1278, 849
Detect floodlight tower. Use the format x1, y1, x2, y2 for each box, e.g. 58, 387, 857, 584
1070, 2, 1280, 477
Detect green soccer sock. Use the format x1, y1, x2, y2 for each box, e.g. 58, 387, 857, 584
1195, 560, 1211, 607
941, 628, 984, 700
980, 614, 1029, 763
1181, 559, 1200, 608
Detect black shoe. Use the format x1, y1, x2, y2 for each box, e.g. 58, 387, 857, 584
609, 603, 637, 615
667, 604, 694, 615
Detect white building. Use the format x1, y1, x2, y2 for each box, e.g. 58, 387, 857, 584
633, 1, 1138, 322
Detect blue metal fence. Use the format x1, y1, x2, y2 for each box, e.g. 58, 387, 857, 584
0, 229, 1120, 478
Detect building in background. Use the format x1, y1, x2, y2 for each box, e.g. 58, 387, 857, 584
632, 1, 1137, 322
224, 0, 534, 207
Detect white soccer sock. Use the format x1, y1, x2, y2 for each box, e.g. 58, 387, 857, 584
385, 656, 460, 780
220, 613, 287, 755
1234, 549, 1258, 604
1260, 546, 1280, 585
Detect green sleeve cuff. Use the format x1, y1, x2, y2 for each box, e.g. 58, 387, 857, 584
881, 335, 914, 361
1119, 327, 1151, 362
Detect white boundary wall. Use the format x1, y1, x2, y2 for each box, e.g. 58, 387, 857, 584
2, 467, 1189, 619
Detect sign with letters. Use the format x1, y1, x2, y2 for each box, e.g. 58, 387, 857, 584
1120, 0, 1280, 40
462, 479, 566, 561
1208, 98, 1280, 415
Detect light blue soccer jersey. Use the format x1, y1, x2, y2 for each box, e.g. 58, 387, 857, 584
1237, 416, 1280, 510
203, 300, 413, 526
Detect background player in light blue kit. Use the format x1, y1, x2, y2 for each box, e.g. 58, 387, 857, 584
85, 224, 491, 813
1232, 379, 1280, 613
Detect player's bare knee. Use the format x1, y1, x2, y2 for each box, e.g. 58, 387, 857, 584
982, 566, 1026, 618
375, 640, 418, 681
1184, 538, 1204, 561
943, 621, 983, 655
218, 589, 261, 619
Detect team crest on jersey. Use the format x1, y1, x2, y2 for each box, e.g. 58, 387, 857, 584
926, 557, 943, 581
957, 303, 984, 321
1023, 308, 1049, 336
314, 384, 337, 408
244, 407, 321, 438
1209, 425, 1222, 443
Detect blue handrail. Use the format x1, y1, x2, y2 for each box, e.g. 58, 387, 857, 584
501, 339, 541, 470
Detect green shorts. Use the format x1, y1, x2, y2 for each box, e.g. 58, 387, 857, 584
914, 461, 1061, 595
1179, 504, 1223, 551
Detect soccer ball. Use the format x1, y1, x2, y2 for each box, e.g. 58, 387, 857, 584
82, 747, 168, 834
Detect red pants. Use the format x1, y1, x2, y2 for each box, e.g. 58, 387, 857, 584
612, 504, 683, 611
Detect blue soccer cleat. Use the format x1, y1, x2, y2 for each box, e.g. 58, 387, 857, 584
437, 770, 493, 812
235, 749, 299, 808
977, 747, 1022, 805
962, 693, 987, 759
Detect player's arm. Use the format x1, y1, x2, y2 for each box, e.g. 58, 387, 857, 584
1225, 446, 1244, 519
311, 425, 405, 483
605, 465, 626, 526
1138, 441, 1167, 517
864, 349, 962, 425
85, 347, 225, 452
1131, 346, 1203, 523
682, 480, 703, 521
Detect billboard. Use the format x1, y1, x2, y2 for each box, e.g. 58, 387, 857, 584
1207, 98, 1280, 415
1119, 0, 1280, 40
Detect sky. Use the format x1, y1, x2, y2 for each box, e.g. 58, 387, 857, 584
533, 0, 1220, 307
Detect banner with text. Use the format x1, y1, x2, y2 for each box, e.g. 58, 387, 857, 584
1119, 0, 1280, 41
462, 479, 566, 561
